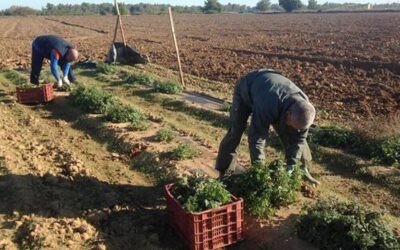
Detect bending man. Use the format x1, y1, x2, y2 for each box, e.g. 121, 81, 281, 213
30, 35, 78, 88
216, 69, 320, 184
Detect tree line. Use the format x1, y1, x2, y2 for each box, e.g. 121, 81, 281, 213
1, 1, 399, 16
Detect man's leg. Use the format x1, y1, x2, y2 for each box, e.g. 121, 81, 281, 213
68, 65, 76, 83
30, 48, 44, 85
301, 142, 320, 185
216, 79, 251, 176
248, 124, 267, 165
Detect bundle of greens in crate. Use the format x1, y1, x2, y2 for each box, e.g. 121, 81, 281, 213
171, 174, 232, 212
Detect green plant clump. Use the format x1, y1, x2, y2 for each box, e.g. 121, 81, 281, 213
170, 143, 198, 160
220, 101, 231, 112
105, 104, 148, 130
231, 160, 302, 218
69, 86, 119, 114
310, 126, 400, 166
155, 128, 176, 142
3, 70, 28, 85
154, 81, 183, 94
296, 199, 400, 250
96, 61, 118, 75
172, 175, 232, 212
121, 71, 154, 86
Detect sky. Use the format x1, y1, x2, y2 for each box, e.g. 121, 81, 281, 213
0, 0, 397, 10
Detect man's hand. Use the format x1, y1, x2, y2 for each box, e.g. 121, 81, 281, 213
62, 76, 71, 86
57, 79, 63, 88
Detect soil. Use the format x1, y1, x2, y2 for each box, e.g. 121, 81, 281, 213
0, 13, 399, 118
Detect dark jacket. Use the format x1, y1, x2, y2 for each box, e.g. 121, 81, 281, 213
245, 69, 310, 165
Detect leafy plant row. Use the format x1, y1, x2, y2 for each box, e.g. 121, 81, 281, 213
310, 126, 400, 166
296, 199, 400, 250
227, 160, 302, 218
2, 70, 28, 85
69, 85, 148, 130
120, 70, 183, 94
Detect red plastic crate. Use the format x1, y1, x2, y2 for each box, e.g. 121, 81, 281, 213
164, 184, 244, 250
16, 83, 54, 104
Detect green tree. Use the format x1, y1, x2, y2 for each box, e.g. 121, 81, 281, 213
256, 0, 271, 11
279, 0, 303, 12
203, 0, 222, 14
308, 0, 318, 9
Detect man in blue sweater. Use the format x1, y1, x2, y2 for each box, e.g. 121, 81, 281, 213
30, 35, 79, 88
216, 69, 320, 184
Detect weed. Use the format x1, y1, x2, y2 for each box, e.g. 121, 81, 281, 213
104, 104, 148, 131
296, 199, 400, 250
69, 85, 119, 114
154, 81, 183, 94
170, 143, 199, 160
155, 128, 176, 142
3, 70, 28, 85
172, 174, 232, 212
96, 61, 118, 75
228, 160, 302, 219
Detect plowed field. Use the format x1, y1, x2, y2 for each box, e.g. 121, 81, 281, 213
0, 14, 399, 117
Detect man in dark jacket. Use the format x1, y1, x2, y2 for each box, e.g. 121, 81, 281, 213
30, 35, 79, 88
216, 69, 320, 184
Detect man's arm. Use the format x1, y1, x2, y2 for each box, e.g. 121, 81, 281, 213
285, 129, 308, 166
50, 49, 61, 81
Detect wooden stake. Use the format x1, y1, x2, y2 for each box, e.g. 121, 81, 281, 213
114, 0, 127, 46
168, 7, 185, 88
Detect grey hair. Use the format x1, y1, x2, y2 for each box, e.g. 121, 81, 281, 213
289, 101, 316, 129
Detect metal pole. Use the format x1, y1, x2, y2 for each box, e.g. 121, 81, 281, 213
168, 7, 185, 88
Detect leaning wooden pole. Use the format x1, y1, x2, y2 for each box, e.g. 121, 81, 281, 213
168, 7, 185, 88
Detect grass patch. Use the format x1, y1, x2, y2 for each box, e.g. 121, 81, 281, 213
121, 71, 154, 86
69, 85, 119, 114
155, 128, 176, 142
3, 70, 28, 85
154, 81, 183, 94
227, 160, 302, 219
170, 143, 199, 160
104, 104, 148, 131
96, 62, 118, 75
172, 174, 232, 212
296, 199, 400, 250
310, 125, 400, 166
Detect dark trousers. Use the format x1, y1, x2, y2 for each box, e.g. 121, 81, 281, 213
30, 47, 76, 85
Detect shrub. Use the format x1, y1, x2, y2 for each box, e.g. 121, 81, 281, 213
170, 143, 198, 160
172, 174, 231, 212
105, 104, 148, 130
121, 71, 154, 86
155, 128, 176, 142
256, 0, 271, 11
296, 199, 400, 250
96, 61, 118, 75
3, 70, 28, 85
69, 86, 119, 114
229, 160, 302, 218
154, 81, 183, 94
